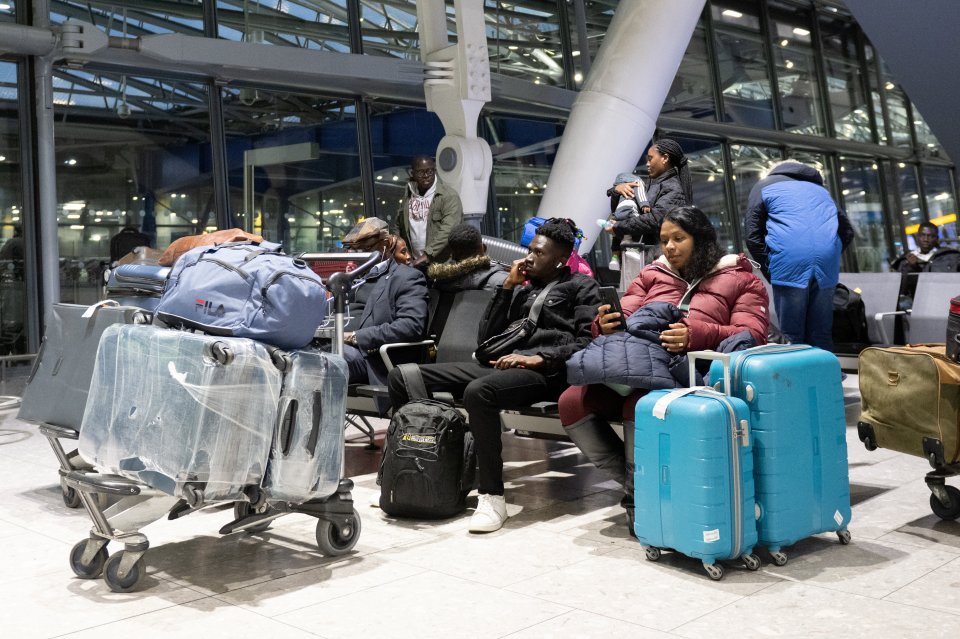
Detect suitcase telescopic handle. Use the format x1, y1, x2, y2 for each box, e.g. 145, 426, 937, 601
687, 351, 731, 395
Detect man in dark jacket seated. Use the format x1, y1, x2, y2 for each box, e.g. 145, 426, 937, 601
387, 219, 602, 533
427, 223, 509, 337
890, 222, 959, 274
339, 217, 430, 386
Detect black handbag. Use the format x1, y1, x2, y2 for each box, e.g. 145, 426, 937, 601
474, 280, 558, 366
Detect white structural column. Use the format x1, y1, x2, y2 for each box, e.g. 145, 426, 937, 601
416, 0, 493, 225
537, 0, 706, 253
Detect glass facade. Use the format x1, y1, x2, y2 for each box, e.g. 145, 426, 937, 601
53, 71, 212, 305
0, 0, 955, 354
0, 61, 24, 353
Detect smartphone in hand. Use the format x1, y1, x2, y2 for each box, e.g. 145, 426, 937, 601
599, 286, 624, 330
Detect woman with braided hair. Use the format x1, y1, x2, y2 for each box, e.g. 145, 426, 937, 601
606, 138, 694, 246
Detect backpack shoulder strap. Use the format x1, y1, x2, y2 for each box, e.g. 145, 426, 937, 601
396, 363, 428, 400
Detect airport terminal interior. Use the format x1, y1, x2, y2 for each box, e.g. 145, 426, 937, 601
1, 1, 959, 637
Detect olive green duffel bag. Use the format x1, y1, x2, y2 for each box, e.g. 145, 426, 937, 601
858, 344, 960, 466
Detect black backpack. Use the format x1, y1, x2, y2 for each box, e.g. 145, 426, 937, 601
377, 365, 476, 519
832, 283, 872, 352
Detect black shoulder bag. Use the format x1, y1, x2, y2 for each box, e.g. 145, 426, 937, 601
473, 279, 558, 366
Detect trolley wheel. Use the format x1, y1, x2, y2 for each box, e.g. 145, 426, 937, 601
770, 551, 788, 567
742, 553, 762, 571
62, 483, 82, 509
862, 436, 877, 452
102, 551, 143, 593
315, 510, 361, 556
644, 547, 661, 562
703, 563, 724, 581
837, 530, 852, 545
69, 541, 108, 579
233, 502, 272, 534
930, 485, 960, 520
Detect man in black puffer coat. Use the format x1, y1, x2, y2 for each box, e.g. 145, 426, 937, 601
388, 220, 601, 534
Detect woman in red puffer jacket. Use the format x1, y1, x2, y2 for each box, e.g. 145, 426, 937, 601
558, 205, 769, 534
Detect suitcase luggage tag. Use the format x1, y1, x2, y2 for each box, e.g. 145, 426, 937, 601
650, 351, 750, 448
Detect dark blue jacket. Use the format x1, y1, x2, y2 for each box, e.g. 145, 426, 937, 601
744, 162, 854, 288
349, 259, 429, 384
566, 302, 684, 389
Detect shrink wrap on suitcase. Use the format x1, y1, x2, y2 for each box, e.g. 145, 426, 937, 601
263, 350, 349, 502
79, 325, 282, 502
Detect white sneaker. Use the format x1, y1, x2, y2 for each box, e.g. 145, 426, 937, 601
469, 494, 508, 533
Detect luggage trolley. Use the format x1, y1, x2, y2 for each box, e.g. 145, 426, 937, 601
63, 251, 380, 593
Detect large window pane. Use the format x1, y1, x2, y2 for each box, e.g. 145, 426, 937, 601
659, 135, 735, 252
839, 156, 889, 272
924, 166, 958, 244
820, 15, 871, 142
362, 1, 419, 58
368, 103, 444, 228
0, 61, 25, 354
729, 143, 781, 217
51, 1, 203, 35
0, 1, 15, 22
486, 1, 565, 86
863, 44, 887, 145
223, 89, 361, 253
484, 115, 563, 242
895, 163, 923, 247
217, 1, 351, 52
913, 111, 948, 161
769, 11, 825, 135
54, 70, 212, 304
712, 3, 776, 129
663, 25, 717, 121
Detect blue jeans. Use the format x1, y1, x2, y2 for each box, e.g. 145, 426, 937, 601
773, 279, 835, 351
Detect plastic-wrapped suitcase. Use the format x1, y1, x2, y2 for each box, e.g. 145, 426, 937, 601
634, 353, 760, 580
78, 324, 283, 503
19, 301, 151, 429
710, 344, 852, 565
262, 349, 349, 502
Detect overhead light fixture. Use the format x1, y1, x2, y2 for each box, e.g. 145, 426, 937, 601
0, 3, 11, 10
722, 9, 743, 18
64, 158, 77, 166
574, 72, 583, 83
792, 28, 810, 37
884, 81, 895, 90
780, 39, 789, 47
785, 60, 794, 69
0, 155, 5, 161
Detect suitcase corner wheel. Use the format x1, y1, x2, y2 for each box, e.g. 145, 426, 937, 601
927, 476, 960, 521
856, 422, 878, 451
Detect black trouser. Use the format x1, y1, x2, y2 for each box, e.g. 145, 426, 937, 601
388, 362, 567, 496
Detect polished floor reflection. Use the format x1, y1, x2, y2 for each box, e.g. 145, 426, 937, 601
0, 374, 958, 638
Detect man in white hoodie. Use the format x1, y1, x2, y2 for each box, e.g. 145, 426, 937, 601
395, 155, 464, 270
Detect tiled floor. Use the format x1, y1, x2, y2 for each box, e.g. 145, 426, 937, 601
1, 375, 959, 638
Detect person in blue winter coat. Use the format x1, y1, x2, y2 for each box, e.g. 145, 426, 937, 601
743, 160, 854, 350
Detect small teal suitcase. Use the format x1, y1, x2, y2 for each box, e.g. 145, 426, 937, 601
634, 353, 760, 580
710, 345, 852, 565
